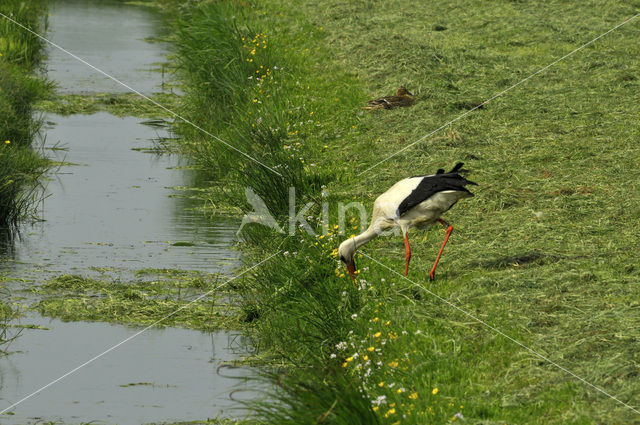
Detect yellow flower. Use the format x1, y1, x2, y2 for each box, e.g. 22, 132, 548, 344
367, 346, 375, 352
396, 388, 404, 394
374, 332, 382, 338
346, 356, 354, 362
363, 355, 368, 361
372, 406, 379, 412
385, 320, 391, 326
386, 408, 396, 415
4, 140, 10, 144
342, 362, 348, 368
432, 388, 438, 395
372, 317, 379, 323
377, 382, 384, 387
409, 392, 418, 400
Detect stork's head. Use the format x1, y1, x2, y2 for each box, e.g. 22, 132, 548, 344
396, 86, 413, 96
338, 238, 357, 283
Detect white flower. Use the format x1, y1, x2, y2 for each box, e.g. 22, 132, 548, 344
283, 251, 290, 256
330, 353, 337, 359
454, 413, 464, 419
335, 341, 347, 350
371, 395, 387, 405
415, 330, 422, 335
351, 313, 358, 320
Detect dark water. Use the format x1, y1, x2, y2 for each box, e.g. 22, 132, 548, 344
0, 1, 250, 423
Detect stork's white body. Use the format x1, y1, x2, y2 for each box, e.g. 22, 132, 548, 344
371, 175, 472, 233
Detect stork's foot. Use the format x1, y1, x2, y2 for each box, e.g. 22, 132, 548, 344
429, 270, 436, 281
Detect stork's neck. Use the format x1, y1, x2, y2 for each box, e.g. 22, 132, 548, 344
351, 226, 380, 251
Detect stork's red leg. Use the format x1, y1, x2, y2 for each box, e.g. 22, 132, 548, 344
429, 219, 453, 281
404, 232, 411, 276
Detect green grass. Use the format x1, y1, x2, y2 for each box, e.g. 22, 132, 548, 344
0, 0, 52, 227
0, 0, 50, 354
35, 92, 182, 118
32, 272, 245, 331
168, 0, 640, 423
0, 0, 47, 68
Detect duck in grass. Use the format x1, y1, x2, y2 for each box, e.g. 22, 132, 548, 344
363, 86, 414, 110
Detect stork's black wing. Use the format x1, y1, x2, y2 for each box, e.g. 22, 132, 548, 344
398, 163, 477, 217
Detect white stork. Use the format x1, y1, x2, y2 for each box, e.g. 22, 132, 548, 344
338, 162, 477, 282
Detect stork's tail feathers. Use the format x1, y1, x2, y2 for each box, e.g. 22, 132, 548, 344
447, 162, 477, 186
450, 162, 465, 173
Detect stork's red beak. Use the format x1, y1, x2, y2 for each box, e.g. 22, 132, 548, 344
347, 263, 356, 284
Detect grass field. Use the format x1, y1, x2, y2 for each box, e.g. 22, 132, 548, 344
168, 0, 640, 423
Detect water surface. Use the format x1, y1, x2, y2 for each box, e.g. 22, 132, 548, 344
0, 315, 253, 425
0, 1, 249, 423
46, 0, 171, 94
3, 113, 239, 279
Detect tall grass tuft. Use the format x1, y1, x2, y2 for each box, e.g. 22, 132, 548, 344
0, 0, 48, 69
0, 0, 51, 228
170, 2, 380, 422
